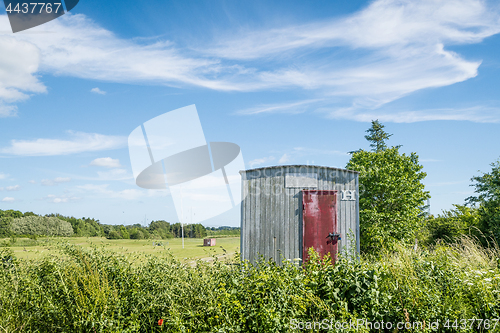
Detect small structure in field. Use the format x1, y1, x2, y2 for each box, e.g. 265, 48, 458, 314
240, 165, 359, 265
203, 238, 216, 246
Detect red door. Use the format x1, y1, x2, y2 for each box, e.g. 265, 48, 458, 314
302, 190, 338, 263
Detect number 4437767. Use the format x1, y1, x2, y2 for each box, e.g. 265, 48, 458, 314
5, 3, 62, 14
443, 319, 499, 330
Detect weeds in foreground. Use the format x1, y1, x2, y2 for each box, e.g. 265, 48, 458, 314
0, 237, 499, 332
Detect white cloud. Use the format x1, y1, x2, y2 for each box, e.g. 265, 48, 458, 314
208, 0, 499, 59
4, 14, 225, 90
41, 177, 71, 186
207, 0, 500, 115
323, 106, 500, 123
28, 180, 36, 184
237, 100, 500, 123
0, 131, 126, 156
248, 156, 275, 168
0, 104, 18, 117
2, 197, 15, 202
1, 0, 499, 121
279, 154, 291, 164
236, 99, 323, 115
0, 35, 46, 116
0, 173, 7, 180
90, 87, 106, 95
6, 185, 20, 191
90, 157, 122, 168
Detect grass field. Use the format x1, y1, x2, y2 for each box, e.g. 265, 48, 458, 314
1, 236, 240, 262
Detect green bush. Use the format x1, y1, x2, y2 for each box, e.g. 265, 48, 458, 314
129, 228, 144, 239
423, 205, 482, 245
107, 230, 122, 239
0, 238, 499, 332
10, 216, 74, 237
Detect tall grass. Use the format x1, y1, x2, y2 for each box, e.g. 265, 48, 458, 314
0, 237, 499, 332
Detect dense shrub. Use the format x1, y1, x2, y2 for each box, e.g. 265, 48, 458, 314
467, 158, 500, 245
129, 228, 145, 239
107, 230, 122, 239
0, 237, 499, 332
10, 216, 74, 236
423, 205, 482, 245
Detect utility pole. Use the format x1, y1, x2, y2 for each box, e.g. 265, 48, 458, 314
180, 185, 184, 249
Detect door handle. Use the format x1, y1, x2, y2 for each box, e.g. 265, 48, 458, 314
327, 232, 341, 241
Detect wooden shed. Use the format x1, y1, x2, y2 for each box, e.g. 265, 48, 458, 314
240, 165, 359, 264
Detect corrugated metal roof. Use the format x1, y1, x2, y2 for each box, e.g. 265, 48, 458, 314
239, 165, 360, 174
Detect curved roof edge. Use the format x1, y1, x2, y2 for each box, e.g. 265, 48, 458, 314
239, 164, 359, 174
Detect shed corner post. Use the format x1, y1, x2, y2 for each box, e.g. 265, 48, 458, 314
240, 170, 246, 262
355, 174, 360, 256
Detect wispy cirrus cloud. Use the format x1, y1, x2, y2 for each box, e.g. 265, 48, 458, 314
1, 0, 500, 122
243, 101, 500, 123
208, 0, 500, 119
235, 99, 323, 115
0, 131, 126, 156
322, 106, 500, 123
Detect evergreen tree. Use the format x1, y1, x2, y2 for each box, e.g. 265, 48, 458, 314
364, 119, 393, 152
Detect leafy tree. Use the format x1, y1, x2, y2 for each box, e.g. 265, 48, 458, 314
184, 223, 208, 238
23, 211, 37, 217
107, 230, 122, 239
118, 226, 130, 239
149, 220, 174, 239
0, 210, 23, 237
466, 158, 500, 244
346, 122, 429, 253
129, 228, 145, 239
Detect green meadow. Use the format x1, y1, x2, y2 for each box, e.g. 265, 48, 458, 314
1, 236, 240, 262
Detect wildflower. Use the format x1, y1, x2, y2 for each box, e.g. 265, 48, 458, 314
158, 319, 164, 326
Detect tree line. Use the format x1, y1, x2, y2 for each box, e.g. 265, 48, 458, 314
0, 211, 238, 240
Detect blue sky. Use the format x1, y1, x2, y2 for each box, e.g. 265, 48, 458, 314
0, 0, 499, 227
